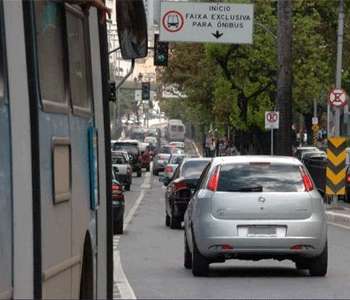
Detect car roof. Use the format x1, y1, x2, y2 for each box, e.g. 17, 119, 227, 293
296, 146, 318, 151
182, 157, 211, 163
212, 155, 302, 166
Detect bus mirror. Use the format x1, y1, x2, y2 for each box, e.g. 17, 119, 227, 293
116, 0, 148, 59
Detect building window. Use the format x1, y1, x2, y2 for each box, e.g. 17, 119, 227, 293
66, 6, 92, 116
35, 1, 69, 113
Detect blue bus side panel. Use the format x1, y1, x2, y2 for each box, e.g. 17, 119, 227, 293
39, 112, 72, 299
0, 103, 13, 295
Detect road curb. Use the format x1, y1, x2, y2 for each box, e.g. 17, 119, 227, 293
326, 211, 350, 228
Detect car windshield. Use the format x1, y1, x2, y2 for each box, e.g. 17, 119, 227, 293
113, 143, 138, 155
170, 155, 185, 164
217, 163, 304, 192
181, 160, 210, 178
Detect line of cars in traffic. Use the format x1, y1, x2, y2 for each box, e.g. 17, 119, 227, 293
110, 138, 155, 235
155, 144, 328, 278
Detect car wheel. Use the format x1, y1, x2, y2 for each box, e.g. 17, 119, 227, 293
170, 215, 181, 229
125, 185, 130, 191
192, 235, 209, 277
114, 219, 124, 235
184, 233, 192, 269
137, 170, 142, 177
308, 242, 328, 277
165, 214, 170, 227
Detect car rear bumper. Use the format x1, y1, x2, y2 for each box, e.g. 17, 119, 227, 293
116, 174, 132, 185
194, 214, 327, 258
113, 202, 124, 222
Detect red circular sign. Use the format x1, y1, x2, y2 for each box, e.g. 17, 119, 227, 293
329, 88, 347, 107
267, 112, 278, 122
162, 10, 184, 33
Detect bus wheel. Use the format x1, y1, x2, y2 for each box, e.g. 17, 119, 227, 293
80, 233, 93, 300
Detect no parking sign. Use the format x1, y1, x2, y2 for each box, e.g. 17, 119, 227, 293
265, 111, 279, 129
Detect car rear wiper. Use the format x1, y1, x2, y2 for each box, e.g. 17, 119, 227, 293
226, 185, 263, 192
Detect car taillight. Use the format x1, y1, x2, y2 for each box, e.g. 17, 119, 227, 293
207, 166, 220, 192
347, 175, 350, 183
299, 166, 314, 192
173, 181, 188, 192
112, 183, 122, 195
165, 166, 173, 173
127, 167, 132, 175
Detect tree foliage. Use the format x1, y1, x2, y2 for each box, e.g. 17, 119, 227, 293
158, 0, 350, 151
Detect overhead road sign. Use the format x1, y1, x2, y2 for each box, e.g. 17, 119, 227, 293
326, 137, 346, 196
329, 88, 347, 107
265, 111, 279, 129
159, 2, 254, 44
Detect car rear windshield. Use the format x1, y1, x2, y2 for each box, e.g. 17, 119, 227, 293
217, 163, 304, 192
158, 154, 170, 160
113, 143, 138, 155
112, 155, 126, 164
170, 155, 185, 164
182, 160, 209, 178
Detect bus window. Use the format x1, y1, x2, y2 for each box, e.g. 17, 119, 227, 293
66, 6, 92, 116
178, 126, 184, 132
171, 125, 177, 131
35, 1, 69, 113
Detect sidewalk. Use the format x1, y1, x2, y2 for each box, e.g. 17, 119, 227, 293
326, 201, 350, 228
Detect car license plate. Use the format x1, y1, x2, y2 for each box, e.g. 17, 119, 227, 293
248, 226, 276, 236
238, 226, 286, 237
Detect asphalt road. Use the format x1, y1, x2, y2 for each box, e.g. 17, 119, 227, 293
118, 174, 350, 299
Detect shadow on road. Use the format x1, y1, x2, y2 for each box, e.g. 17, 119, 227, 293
207, 265, 308, 278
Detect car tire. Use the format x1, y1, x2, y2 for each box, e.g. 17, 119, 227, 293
114, 219, 124, 235
165, 214, 170, 227
137, 170, 142, 177
125, 184, 130, 191
308, 242, 328, 277
170, 215, 181, 229
184, 233, 192, 269
192, 235, 209, 277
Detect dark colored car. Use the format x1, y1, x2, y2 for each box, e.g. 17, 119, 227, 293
153, 153, 171, 176
113, 140, 142, 177
162, 158, 211, 229
112, 174, 125, 235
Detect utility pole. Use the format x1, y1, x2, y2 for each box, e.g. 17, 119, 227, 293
276, 0, 293, 156
335, 0, 344, 136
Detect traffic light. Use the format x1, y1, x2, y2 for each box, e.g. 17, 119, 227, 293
154, 34, 169, 66
109, 80, 116, 102
142, 82, 150, 100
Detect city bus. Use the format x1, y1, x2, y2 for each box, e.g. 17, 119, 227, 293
167, 119, 186, 142
0, 0, 147, 299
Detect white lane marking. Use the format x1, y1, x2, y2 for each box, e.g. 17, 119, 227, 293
114, 172, 151, 300
328, 221, 350, 231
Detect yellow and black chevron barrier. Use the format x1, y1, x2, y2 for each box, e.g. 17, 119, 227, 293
326, 137, 347, 196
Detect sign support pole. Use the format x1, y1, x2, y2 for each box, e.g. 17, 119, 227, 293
271, 129, 274, 156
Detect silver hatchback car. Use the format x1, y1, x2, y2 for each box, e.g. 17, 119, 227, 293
184, 156, 327, 277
